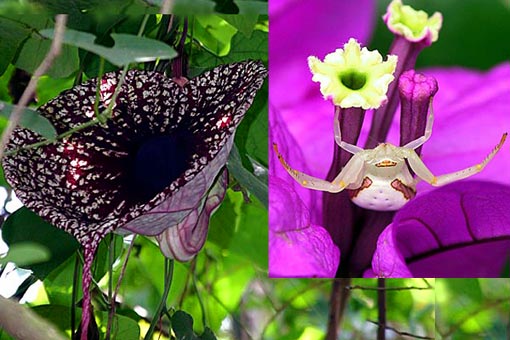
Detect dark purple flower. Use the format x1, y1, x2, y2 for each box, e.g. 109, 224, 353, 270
3, 60, 267, 338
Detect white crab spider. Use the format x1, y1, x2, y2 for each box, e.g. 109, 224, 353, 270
274, 104, 507, 211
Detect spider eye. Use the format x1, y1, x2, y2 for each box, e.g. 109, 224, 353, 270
375, 160, 398, 167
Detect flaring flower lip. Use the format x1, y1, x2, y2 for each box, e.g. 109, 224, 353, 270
308, 38, 397, 110
384, 0, 442, 45
3, 60, 267, 246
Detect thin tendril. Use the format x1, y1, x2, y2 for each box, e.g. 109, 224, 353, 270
191, 258, 207, 328
93, 57, 105, 121
71, 254, 80, 337
105, 234, 116, 340
144, 258, 174, 340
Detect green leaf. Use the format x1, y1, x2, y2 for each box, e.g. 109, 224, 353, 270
227, 144, 267, 208
228, 29, 267, 61
40, 29, 177, 67
0, 165, 9, 188
194, 15, 238, 56
212, 0, 239, 14
199, 328, 217, 340
92, 233, 124, 282
2, 207, 79, 279
227, 192, 267, 268
170, 311, 217, 340
479, 278, 510, 299
192, 30, 267, 72
118, 237, 189, 315
208, 192, 238, 249
0, 242, 50, 267
235, 0, 267, 14
15, 36, 80, 78
220, 14, 259, 37
149, 0, 216, 14
36, 75, 75, 105
106, 312, 141, 340
0, 101, 57, 140
0, 17, 32, 76
44, 254, 78, 306
235, 80, 268, 166
172, 310, 196, 339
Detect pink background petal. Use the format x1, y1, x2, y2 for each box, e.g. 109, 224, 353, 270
372, 181, 510, 277
269, 225, 340, 278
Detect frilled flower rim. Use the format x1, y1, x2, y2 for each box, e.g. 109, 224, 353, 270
308, 38, 397, 109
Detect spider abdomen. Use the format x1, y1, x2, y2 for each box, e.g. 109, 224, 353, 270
349, 175, 416, 211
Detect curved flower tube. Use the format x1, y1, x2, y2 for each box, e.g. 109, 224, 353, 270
156, 169, 228, 261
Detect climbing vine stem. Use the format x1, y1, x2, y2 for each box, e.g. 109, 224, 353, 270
144, 258, 174, 340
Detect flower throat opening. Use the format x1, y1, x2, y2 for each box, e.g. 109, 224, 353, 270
128, 131, 194, 202
340, 71, 367, 90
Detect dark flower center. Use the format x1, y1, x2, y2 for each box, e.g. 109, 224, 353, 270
129, 131, 194, 202
340, 71, 367, 90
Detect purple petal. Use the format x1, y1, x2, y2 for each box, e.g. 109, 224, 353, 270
269, 176, 339, 277
156, 169, 228, 261
269, 176, 309, 233
372, 181, 510, 277
269, 106, 319, 220
269, 225, 340, 278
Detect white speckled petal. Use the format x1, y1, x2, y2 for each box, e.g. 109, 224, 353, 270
3, 61, 267, 248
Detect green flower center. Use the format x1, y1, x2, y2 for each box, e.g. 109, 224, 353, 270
400, 8, 428, 36
340, 71, 367, 90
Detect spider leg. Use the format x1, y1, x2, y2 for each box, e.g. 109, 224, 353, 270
334, 107, 363, 154
406, 133, 507, 186
403, 98, 434, 150
273, 143, 365, 193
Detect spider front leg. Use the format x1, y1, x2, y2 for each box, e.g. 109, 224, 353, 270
406, 133, 507, 186
334, 108, 363, 154
273, 143, 365, 193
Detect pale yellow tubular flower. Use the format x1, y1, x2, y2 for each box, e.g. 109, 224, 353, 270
384, 0, 442, 44
308, 38, 397, 110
